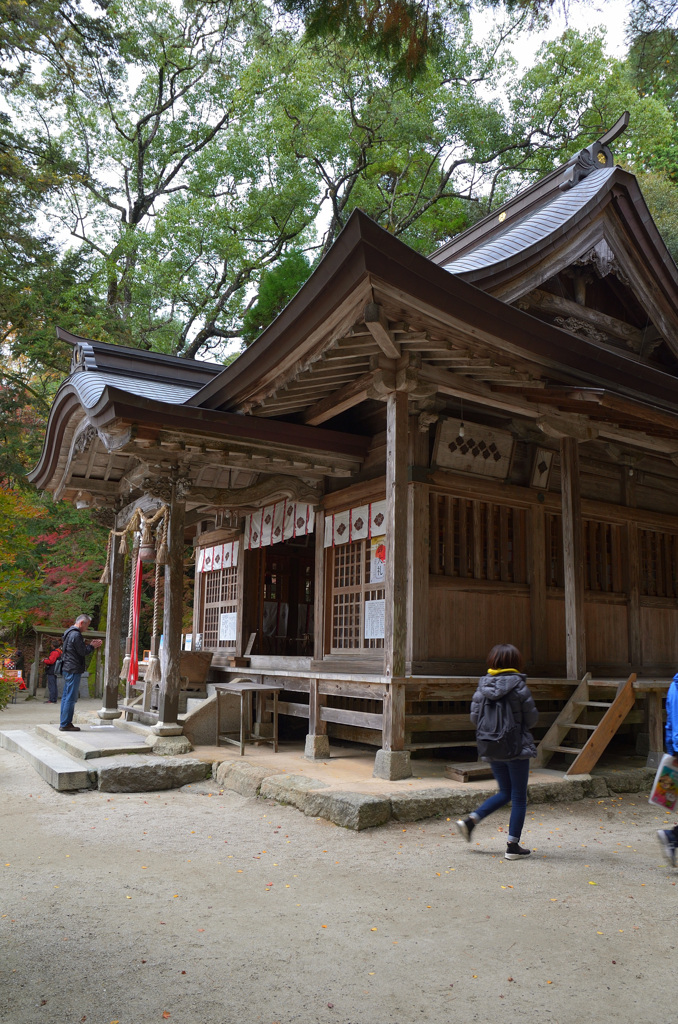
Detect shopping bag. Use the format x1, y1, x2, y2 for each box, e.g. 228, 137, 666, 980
649, 753, 678, 811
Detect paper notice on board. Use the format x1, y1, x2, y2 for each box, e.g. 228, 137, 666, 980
370, 536, 386, 583
219, 612, 238, 642
364, 599, 385, 640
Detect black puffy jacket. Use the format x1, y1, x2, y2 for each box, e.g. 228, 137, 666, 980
470, 671, 539, 761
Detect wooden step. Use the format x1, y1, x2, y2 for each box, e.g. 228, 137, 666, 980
573, 700, 612, 709
568, 723, 597, 732
445, 761, 494, 783
544, 744, 583, 755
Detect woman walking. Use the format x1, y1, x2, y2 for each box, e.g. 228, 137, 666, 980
456, 643, 538, 860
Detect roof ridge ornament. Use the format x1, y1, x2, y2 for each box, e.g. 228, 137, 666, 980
559, 111, 630, 192
70, 340, 97, 374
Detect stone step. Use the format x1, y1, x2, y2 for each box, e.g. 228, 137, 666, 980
34, 723, 151, 760
1, 728, 210, 793
0, 729, 92, 791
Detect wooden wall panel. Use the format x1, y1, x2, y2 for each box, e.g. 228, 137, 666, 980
640, 604, 678, 666
584, 599, 629, 666
426, 585, 531, 662
546, 596, 566, 667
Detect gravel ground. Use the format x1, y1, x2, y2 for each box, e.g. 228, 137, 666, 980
1, 720, 676, 1024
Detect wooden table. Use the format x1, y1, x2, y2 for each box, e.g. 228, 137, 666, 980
215, 681, 284, 756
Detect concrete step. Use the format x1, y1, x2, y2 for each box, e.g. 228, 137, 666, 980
34, 723, 151, 760
185, 697, 208, 715
0, 729, 92, 791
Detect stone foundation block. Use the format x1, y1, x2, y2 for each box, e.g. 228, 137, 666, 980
304, 734, 331, 760
605, 767, 655, 793
96, 755, 209, 792
526, 778, 587, 804
215, 761, 279, 797
259, 774, 390, 829
97, 708, 122, 721
391, 788, 480, 822
585, 776, 609, 798
145, 734, 193, 755
373, 749, 412, 781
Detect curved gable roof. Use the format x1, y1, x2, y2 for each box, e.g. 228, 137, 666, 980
440, 168, 616, 277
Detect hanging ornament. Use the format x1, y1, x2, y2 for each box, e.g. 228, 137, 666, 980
144, 561, 163, 684
138, 515, 156, 563
156, 512, 169, 565
99, 531, 112, 586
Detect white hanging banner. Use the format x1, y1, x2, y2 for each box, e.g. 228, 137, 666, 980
245, 501, 314, 551
197, 540, 239, 572
324, 500, 387, 548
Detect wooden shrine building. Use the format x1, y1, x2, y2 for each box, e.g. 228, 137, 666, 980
29, 116, 678, 777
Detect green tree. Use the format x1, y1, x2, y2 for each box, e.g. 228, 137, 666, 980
279, 0, 559, 78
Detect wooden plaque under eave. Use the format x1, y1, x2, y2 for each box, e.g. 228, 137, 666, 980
433, 419, 514, 479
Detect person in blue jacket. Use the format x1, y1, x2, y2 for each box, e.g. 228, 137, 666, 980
657, 672, 678, 867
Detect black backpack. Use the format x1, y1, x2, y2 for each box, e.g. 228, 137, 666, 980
475, 692, 523, 761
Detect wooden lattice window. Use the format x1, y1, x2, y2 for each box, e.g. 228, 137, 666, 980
201, 565, 238, 649
640, 528, 678, 598
584, 520, 623, 593
545, 512, 564, 588
429, 494, 527, 583
330, 540, 385, 651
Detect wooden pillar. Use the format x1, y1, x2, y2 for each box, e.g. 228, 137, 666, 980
646, 688, 664, 768
304, 676, 330, 760
382, 681, 406, 751
29, 631, 41, 695
235, 528, 246, 658
384, 390, 408, 679
154, 488, 185, 734
313, 509, 326, 663
375, 390, 412, 780
98, 527, 124, 720
406, 481, 429, 671
560, 437, 586, 679
191, 547, 203, 650
529, 504, 547, 672
626, 522, 642, 668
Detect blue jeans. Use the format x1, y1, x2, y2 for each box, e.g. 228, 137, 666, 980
473, 759, 530, 840
60, 672, 81, 728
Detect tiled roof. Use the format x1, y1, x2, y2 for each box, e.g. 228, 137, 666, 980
442, 168, 616, 275
67, 370, 199, 408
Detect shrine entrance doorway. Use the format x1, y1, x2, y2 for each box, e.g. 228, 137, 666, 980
244, 536, 315, 658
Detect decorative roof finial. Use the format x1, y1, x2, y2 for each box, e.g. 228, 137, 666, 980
559, 111, 630, 191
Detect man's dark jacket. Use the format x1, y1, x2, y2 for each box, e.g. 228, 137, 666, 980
61, 626, 95, 675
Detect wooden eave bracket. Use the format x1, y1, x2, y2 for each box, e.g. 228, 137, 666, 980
537, 413, 599, 442
364, 302, 401, 359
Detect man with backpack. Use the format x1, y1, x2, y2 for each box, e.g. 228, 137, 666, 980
455, 643, 538, 860
59, 615, 102, 731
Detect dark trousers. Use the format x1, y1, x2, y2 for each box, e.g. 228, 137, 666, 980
46, 673, 58, 702
472, 758, 531, 840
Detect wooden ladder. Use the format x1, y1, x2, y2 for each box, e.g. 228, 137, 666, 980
534, 672, 636, 776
